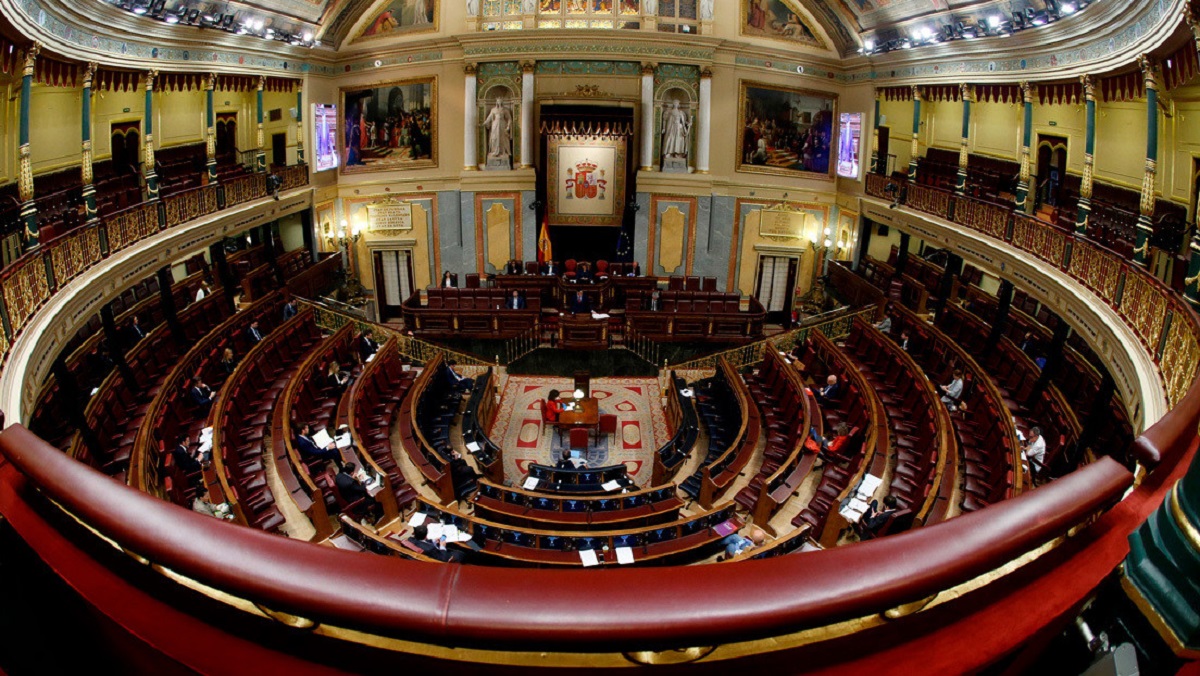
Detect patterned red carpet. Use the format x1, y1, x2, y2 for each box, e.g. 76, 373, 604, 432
488, 376, 671, 486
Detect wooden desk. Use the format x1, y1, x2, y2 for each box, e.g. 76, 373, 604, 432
558, 314, 608, 349
557, 397, 599, 428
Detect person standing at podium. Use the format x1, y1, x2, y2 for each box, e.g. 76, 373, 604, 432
569, 290, 591, 314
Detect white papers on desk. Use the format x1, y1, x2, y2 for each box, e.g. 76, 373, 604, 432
335, 433, 353, 449
197, 438, 213, 455
465, 441, 481, 453
425, 522, 444, 540
578, 549, 600, 567
442, 523, 459, 541
615, 547, 635, 565
840, 497, 870, 524
407, 512, 427, 527
680, 388, 694, 398
90, 387, 100, 396
523, 477, 540, 490
601, 479, 622, 491
590, 312, 610, 319
312, 429, 334, 448
402, 364, 411, 372
199, 427, 213, 441
365, 353, 375, 363
857, 474, 883, 500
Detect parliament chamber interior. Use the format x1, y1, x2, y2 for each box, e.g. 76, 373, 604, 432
1, 0, 1200, 672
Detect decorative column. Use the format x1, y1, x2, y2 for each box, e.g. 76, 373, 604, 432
254, 75, 266, 173
17, 43, 40, 248
1183, 13, 1200, 309
955, 84, 972, 195
464, 63, 478, 170
696, 68, 712, 174
1077, 75, 1097, 233
640, 63, 655, 171
295, 83, 304, 165
205, 73, 218, 183
520, 61, 534, 169
1015, 82, 1034, 213
143, 69, 160, 201
871, 89, 882, 175
81, 62, 99, 223
907, 86, 921, 183
1133, 55, 1158, 267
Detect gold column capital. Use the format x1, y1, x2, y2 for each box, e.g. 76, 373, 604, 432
641, 62, 656, 76
1138, 54, 1159, 92
1081, 74, 1095, 101
82, 62, 97, 89
464, 62, 477, 75
521, 61, 536, 74
1020, 81, 1032, 104
700, 67, 713, 79
911, 85, 922, 102
145, 69, 158, 91
960, 83, 974, 103
206, 72, 218, 91
22, 42, 40, 76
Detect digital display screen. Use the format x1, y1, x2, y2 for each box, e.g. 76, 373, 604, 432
836, 112, 862, 179
312, 103, 338, 172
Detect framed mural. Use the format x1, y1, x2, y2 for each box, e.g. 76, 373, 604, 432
356, 0, 437, 40
741, 0, 826, 48
737, 80, 837, 179
340, 77, 437, 174
547, 132, 628, 227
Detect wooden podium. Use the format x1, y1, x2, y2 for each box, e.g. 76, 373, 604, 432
558, 313, 608, 350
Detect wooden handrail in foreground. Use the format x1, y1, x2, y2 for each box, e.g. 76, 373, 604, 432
0, 423, 1132, 653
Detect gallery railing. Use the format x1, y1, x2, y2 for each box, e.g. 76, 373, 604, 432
0, 163, 309, 372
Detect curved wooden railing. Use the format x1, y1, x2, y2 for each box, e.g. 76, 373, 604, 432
0, 423, 1134, 654
866, 173, 1200, 471
0, 163, 308, 371
696, 357, 761, 508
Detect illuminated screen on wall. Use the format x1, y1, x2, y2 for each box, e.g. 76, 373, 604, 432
836, 112, 862, 179
312, 104, 338, 172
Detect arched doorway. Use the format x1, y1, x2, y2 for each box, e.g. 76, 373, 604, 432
1035, 134, 1068, 211
215, 114, 238, 158
109, 122, 140, 174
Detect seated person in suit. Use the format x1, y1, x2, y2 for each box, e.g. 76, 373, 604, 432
189, 376, 214, 410
938, 369, 964, 407
194, 281, 211, 302
295, 422, 339, 463
356, 332, 379, 361
445, 360, 474, 391
505, 259, 523, 275
1018, 331, 1038, 356
647, 289, 663, 311
441, 270, 456, 288
506, 290, 526, 310
282, 299, 298, 320
542, 260, 560, 276
326, 360, 350, 393
171, 435, 206, 474
896, 329, 911, 352
626, 261, 640, 277
576, 263, 593, 283
409, 523, 465, 563
126, 315, 147, 345
554, 450, 574, 470
569, 291, 591, 314
544, 390, 564, 423
219, 347, 238, 376
856, 495, 900, 539
813, 374, 841, 406
875, 315, 893, 333
246, 320, 265, 344
335, 462, 382, 519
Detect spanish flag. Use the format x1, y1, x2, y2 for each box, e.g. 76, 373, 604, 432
537, 218, 552, 263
